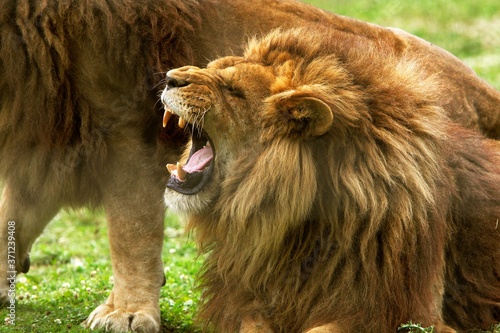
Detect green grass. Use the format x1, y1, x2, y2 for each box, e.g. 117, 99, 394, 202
1, 1, 500, 332
306, 0, 500, 89
399, 322, 500, 333
1, 210, 202, 333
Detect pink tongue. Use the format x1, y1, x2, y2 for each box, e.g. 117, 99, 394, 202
183, 146, 213, 173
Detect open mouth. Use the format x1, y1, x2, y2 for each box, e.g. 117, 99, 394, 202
163, 109, 215, 195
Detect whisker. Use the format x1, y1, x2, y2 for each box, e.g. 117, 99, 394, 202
187, 105, 210, 138
154, 97, 164, 112
152, 71, 167, 77
194, 106, 211, 138
152, 78, 168, 90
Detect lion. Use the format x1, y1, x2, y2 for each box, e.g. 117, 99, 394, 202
161, 26, 500, 333
1, 0, 500, 332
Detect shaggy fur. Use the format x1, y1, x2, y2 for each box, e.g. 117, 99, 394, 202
0, 0, 200, 202
1, 0, 500, 332
162, 27, 500, 333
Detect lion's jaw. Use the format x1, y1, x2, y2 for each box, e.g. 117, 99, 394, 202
161, 61, 272, 215
160, 67, 218, 214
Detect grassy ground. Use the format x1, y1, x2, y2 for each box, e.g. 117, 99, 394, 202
2, 210, 201, 333
1, 1, 499, 332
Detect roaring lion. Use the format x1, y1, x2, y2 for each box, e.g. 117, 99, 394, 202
1, 0, 500, 332
161, 26, 500, 333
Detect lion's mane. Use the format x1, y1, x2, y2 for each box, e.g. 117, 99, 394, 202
2, 1, 499, 331
188, 28, 500, 332
0, 0, 201, 202
2, 0, 500, 206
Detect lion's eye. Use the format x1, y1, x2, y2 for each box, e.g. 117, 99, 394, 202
224, 85, 245, 99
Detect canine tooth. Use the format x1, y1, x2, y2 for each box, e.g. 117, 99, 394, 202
163, 110, 173, 128
178, 117, 186, 129
166, 164, 176, 174
177, 162, 187, 181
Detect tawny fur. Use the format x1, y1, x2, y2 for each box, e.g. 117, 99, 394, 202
164, 27, 500, 333
0, 0, 201, 205
2, 1, 500, 213
1, 1, 500, 332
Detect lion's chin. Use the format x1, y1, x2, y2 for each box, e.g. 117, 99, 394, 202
164, 183, 216, 215
164, 124, 218, 214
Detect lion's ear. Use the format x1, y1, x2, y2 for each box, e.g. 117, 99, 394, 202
265, 91, 333, 139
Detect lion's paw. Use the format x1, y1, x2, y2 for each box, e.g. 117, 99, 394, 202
82, 304, 160, 333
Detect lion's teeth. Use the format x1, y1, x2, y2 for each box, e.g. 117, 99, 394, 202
166, 163, 187, 181
178, 117, 186, 129
177, 162, 186, 181
163, 110, 173, 128
162, 108, 187, 129
166, 163, 176, 174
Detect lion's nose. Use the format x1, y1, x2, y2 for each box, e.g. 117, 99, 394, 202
166, 76, 187, 89
166, 71, 189, 89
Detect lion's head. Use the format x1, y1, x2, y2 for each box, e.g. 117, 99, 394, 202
160, 52, 332, 220
162, 27, 500, 333
161, 26, 445, 225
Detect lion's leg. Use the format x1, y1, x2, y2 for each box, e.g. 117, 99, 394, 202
0, 182, 60, 304
83, 154, 165, 333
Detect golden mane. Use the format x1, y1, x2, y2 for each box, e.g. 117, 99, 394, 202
0, 0, 200, 145
176, 27, 500, 332
0, 0, 200, 199
3, 1, 500, 331
0, 0, 199, 145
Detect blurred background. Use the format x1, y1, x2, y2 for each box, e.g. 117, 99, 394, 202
307, 0, 500, 88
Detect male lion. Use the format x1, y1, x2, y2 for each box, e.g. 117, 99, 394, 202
1, 0, 500, 332
162, 27, 500, 333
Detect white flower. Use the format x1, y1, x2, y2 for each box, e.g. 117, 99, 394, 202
71, 258, 84, 268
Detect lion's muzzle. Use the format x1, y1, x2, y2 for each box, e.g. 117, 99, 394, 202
161, 68, 216, 195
